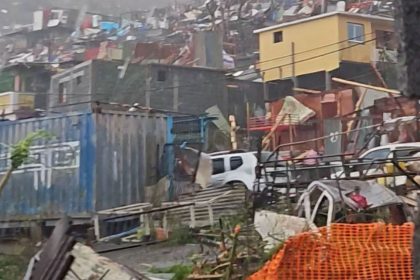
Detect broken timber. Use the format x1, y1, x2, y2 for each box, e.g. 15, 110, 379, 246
95, 185, 247, 240
332, 77, 400, 95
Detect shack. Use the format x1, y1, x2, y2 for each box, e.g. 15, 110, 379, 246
0, 110, 167, 227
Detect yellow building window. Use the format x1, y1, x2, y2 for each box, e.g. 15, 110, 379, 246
347, 22, 365, 43
273, 31, 283, 43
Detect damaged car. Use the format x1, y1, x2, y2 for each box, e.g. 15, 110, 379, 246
295, 180, 409, 227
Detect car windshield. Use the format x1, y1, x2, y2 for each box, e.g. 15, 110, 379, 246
363, 149, 390, 160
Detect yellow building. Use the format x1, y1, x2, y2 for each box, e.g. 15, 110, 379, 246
0, 91, 35, 120
254, 12, 395, 83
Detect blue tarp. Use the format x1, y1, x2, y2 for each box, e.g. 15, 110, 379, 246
100, 21, 120, 32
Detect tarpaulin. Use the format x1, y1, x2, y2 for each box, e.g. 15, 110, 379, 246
276, 96, 315, 125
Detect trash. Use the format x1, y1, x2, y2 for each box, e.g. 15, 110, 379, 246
24, 217, 151, 280
190, 218, 263, 279
68, 243, 150, 280
276, 96, 316, 125
254, 211, 308, 251
295, 180, 407, 227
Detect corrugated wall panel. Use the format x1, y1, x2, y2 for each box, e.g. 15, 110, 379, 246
0, 111, 167, 221
94, 112, 167, 211
0, 113, 95, 220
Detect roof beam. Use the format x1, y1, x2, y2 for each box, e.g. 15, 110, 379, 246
331, 77, 400, 95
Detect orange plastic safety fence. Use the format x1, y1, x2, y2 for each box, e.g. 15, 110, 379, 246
248, 223, 414, 280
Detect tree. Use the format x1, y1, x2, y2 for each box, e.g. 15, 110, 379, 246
0, 131, 51, 195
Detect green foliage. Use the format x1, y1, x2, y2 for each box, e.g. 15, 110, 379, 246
10, 131, 52, 170
168, 226, 195, 246
262, 242, 284, 263
219, 212, 248, 231
149, 264, 193, 280
0, 255, 26, 280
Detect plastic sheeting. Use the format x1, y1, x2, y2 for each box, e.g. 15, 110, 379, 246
276, 96, 315, 125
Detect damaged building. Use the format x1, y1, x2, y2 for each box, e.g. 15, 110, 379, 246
48, 60, 267, 149
255, 11, 397, 90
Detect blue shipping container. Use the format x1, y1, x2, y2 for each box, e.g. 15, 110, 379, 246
0, 111, 167, 222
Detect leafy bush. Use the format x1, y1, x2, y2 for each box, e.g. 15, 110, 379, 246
149, 264, 193, 280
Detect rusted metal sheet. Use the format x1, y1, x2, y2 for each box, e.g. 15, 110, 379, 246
134, 42, 178, 61
0, 111, 167, 221
372, 96, 416, 115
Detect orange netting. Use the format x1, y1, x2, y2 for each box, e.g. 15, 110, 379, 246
248, 223, 414, 280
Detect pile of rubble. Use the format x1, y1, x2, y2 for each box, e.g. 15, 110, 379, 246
0, 0, 395, 68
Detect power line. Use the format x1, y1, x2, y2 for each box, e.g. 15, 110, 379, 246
0, 102, 33, 107
11, 47, 395, 108
255, 37, 377, 75
47, 65, 398, 111
46, 33, 391, 96
293, 62, 398, 92
0, 31, 385, 105
25, 53, 396, 110
237, 32, 375, 70
0, 34, 393, 109
47, 37, 383, 97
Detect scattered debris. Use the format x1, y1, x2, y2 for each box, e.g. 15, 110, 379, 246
295, 180, 408, 227
24, 217, 151, 280
254, 211, 308, 251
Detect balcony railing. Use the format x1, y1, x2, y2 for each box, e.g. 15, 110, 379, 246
248, 116, 290, 131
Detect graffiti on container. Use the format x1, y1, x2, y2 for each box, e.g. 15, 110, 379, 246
0, 141, 80, 190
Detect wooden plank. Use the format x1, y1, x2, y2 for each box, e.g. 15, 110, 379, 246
293, 87, 322, 94
332, 77, 400, 95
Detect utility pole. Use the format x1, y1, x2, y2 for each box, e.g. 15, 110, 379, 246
291, 42, 298, 87
145, 67, 152, 107
394, 1, 420, 279
173, 72, 179, 111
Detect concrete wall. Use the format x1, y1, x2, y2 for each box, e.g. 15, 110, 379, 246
49, 60, 264, 126
257, 13, 394, 82
338, 15, 394, 63
49, 60, 93, 112
258, 14, 340, 81
148, 64, 229, 115
338, 15, 374, 63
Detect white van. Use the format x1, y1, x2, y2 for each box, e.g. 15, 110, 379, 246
209, 151, 292, 192
209, 151, 258, 190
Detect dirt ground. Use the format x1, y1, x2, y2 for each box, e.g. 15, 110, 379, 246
100, 243, 205, 273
